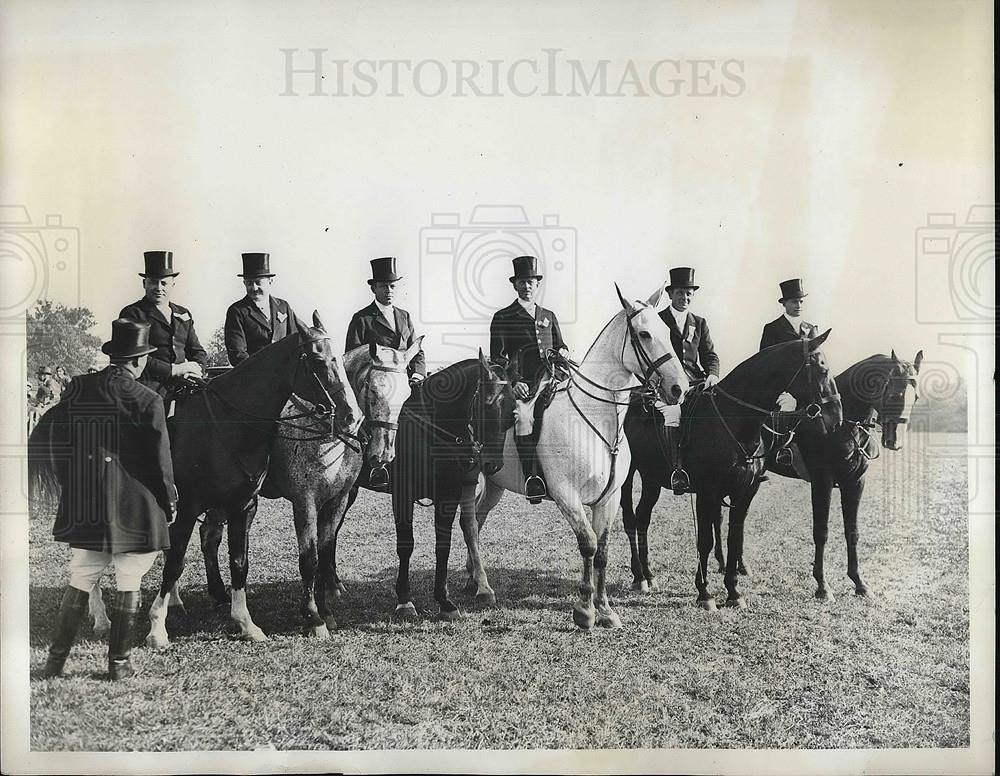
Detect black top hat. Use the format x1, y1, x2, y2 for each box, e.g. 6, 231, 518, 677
101, 319, 157, 359
368, 257, 402, 285
239, 253, 275, 278
665, 267, 699, 291
778, 278, 807, 302
139, 251, 179, 278
36, 365, 52, 376
509, 255, 543, 283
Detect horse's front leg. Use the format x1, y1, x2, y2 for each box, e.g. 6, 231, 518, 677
331, 484, 360, 597
592, 498, 622, 628
459, 482, 496, 606
200, 507, 229, 609
292, 497, 327, 639
694, 491, 719, 610
550, 486, 597, 630
434, 491, 463, 621
810, 475, 835, 601
723, 492, 754, 608
635, 472, 662, 593
89, 582, 111, 639
840, 475, 870, 597
392, 488, 419, 622
620, 466, 644, 590
317, 490, 353, 631
147, 503, 199, 649
228, 497, 267, 641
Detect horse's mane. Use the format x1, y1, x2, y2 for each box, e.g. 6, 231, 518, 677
209, 327, 307, 391
720, 339, 810, 391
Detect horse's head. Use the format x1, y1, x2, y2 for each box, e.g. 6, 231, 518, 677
783, 329, 843, 434
358, 336, 422, 466
295, 311, 362, 435
879, 350, 922, 450
475, 349, 515, 477
615, 284, 689, 404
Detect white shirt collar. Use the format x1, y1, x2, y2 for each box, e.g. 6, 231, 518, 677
668, 305, 688, 329
251, 295, 271, 315
515, 297, 536, 316
783, 312, 804, 331
374, 299, 396, 329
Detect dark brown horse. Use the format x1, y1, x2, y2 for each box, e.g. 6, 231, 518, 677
344, 351, 513, 621
766, 350, 923, 600
620, 332, 843, 609
146, 312, 357, 647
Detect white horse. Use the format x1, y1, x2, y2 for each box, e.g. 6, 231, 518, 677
464, 285, 689, 629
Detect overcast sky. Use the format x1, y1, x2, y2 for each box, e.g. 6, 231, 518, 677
1, 0, 993, 382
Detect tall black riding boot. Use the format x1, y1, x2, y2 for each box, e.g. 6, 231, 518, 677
44, 586, 90, 678
515, 434, 546, 504
668, 427, 691, 495
108, 590, 141, 681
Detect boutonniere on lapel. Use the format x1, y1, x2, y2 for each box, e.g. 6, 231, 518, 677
537, 317, 551, 328
276, 311, 288, 323
684, 324, 695, 342
175, 311, 191, 322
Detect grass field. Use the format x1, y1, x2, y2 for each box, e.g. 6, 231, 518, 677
27, 432, 969, 751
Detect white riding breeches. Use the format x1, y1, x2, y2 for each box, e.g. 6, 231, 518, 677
69, 548, 158, 593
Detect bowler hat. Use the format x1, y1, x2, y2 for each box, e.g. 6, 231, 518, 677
509, 255, 543, 283
778, 278, 807, 302
101, 319, 157, 359
368, 257, 402, 285
239, 253, 275, 278
665, 267, 699, 291
36, 365, 52, 376
139, 251, 179, 278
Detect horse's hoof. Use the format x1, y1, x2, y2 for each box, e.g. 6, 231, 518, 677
855, 587, 872, 599
597, 611, 622, 629
815, 588, 835, 602
573, 604, 596, 630
475, 591, 497, 607
726, 596, 748, 609
630, 579, 644, 592
394, 602, 419, 623
646, 576, 659, 590
238, 626, 268, 642
323, 615, 339, 631
306, 624, 330, 639
145, 632, 170, 650
696, 597, 717, 612
716, 563, 726, 574
439, 607, 464, 622
738, 564, 750, 577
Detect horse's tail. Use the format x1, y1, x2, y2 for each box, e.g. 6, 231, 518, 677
27, 412, 62, 509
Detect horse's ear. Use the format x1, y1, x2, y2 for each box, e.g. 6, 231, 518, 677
368, 341, 378, 361
645, 281, 667, 309
312, 310, 325, 332
913, 350, 924, 372
403, 335, 425, 364
478, 348, 491, 375
891, 348, 898, 363
808, 328, 831, 350
615, 283, 635, 313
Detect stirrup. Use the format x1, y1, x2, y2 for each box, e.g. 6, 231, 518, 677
775, 447, 793, 467
368, 464, 389, 490
670, 468, 690, 495
524, 475, 547, 504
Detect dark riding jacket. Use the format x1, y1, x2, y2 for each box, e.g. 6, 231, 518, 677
489, 301, 566, 389
759, 316, 819, 351
31, 367, 175, 553
345, 302, 426, 378
658, 309, 720, 383
224, 295, 304, 365
119, 298, 208, 398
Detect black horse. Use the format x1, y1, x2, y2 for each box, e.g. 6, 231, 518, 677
146, 313, 357, 647
341, 351, 513, 621
620, 332, 843, 609
765, 350, 923, 600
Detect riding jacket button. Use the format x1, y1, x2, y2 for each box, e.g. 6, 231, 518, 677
104, 456, 112, 462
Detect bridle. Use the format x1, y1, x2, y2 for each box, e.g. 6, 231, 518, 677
845, 367, 918, 460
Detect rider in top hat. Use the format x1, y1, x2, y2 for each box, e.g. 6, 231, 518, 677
118, 251, 207, 404
31, 319, 176, 681
658, 267, 721, 493
345, 257, 426, 381
224, 253, 306, 366
759, 278, 819, 350
489, 255, 569, 503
